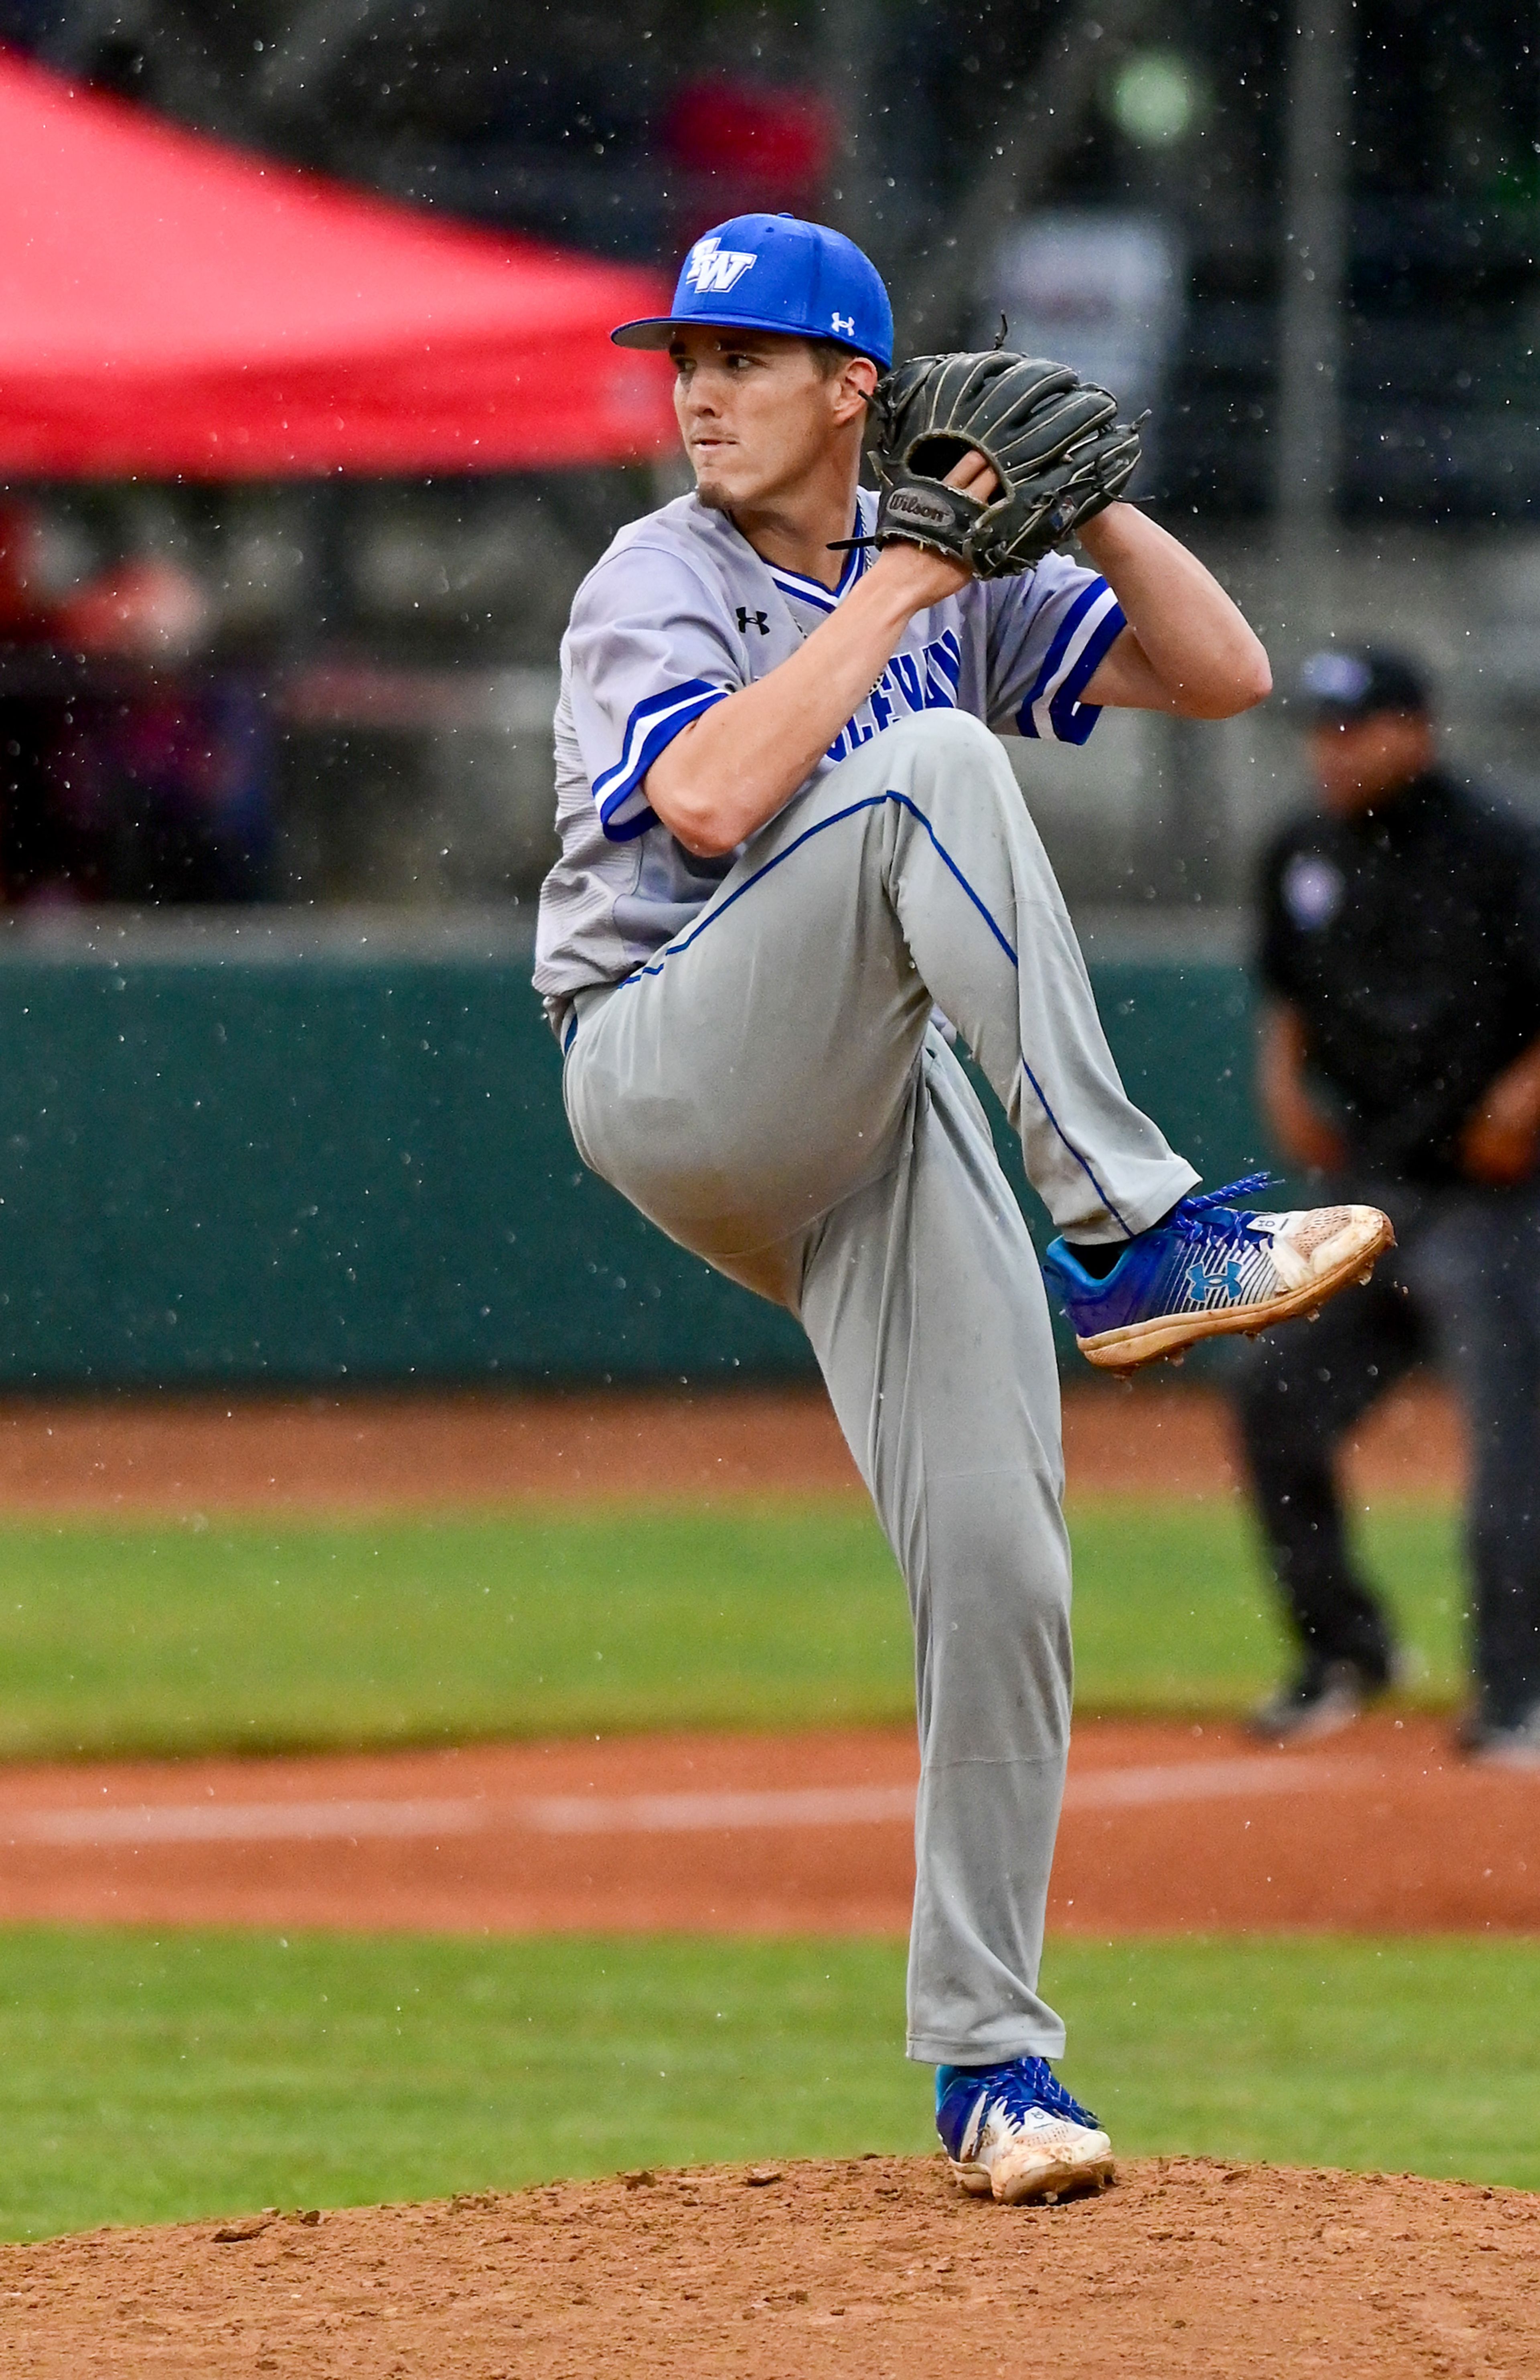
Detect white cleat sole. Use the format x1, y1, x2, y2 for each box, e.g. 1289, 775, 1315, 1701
947, 2144, 1116, 2206
1078, 1206, 1395, 1375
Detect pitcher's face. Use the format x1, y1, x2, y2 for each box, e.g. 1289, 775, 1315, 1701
669, 329, 872, 514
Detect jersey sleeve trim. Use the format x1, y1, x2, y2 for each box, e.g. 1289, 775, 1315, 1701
592, 679, 731, 841
1016, 580, 1127, 747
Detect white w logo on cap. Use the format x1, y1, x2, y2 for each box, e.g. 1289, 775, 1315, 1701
685, 235, 758, 294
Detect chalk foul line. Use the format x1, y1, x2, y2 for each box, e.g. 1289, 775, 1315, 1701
0, 1757, 1392, 1849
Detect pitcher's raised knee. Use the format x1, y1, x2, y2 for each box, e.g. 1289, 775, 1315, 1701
876, 707, 1005, 781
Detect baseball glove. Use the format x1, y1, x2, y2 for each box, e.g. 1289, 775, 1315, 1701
862, 351, 1142, 578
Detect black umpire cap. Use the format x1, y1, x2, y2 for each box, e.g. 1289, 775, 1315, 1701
1297, 645, 1433, 722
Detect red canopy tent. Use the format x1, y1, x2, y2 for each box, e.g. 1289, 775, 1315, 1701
0, 51, 676, 477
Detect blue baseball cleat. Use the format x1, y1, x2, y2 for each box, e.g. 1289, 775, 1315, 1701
936, 2057, 1115, 2204
1042, 1174, 1394, 1374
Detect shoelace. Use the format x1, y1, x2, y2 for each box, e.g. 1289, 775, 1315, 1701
1165, 1172, 1278, 1255
973, 2056, 1100, 2135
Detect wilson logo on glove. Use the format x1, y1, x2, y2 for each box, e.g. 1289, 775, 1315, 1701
886, 489, 954, 527
859, 350, 1143, 579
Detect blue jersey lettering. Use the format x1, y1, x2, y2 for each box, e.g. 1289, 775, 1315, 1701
923, 629, 962, 707
888, 651, 925, 713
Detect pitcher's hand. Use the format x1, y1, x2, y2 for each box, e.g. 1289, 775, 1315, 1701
866, 450, 999, 611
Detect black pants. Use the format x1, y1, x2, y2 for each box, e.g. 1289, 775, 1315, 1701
1236, 1177, 1540, 1728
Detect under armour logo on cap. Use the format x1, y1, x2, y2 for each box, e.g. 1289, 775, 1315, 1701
832, 312, 855, 335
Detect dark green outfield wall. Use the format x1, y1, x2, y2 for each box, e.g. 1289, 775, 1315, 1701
0, 924, 1265, 1386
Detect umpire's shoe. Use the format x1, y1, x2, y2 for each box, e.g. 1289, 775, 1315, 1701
936, 2058, 1114, 2205
1042, 1174, 1394, 1374
1466, 1698, 1540, 1769
1248, 1650, 1395, 1743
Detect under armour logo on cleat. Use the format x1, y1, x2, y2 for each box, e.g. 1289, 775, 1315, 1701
736, 607, 770, 635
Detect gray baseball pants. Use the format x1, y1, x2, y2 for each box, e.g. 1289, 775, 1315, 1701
561, 709, 1197, 2064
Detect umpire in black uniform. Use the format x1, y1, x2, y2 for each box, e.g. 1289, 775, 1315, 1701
1239, 646, 1540, 1762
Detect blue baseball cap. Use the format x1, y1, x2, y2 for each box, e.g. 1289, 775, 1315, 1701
611, 213, 893, 369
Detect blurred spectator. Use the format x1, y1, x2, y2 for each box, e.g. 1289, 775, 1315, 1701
0, 497, 270, 904
662, 77, 835, 225
33, 676, 272, 906
0, 499, 63, 641
1238, 646, 1540, 1765
57, 554, 213, 660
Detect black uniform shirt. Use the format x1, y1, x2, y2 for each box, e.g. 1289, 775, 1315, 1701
1259, 770, 1540, 1182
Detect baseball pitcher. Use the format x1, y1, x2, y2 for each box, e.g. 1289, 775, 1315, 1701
534, 214, 1390, 2203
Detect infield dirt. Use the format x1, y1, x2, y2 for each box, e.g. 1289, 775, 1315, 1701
0, 1374, 1462, 1512
4, 2153, 1536, 2378
0, 1711, 1533, 1936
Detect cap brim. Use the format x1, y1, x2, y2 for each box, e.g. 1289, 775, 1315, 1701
611, 317, 686, 349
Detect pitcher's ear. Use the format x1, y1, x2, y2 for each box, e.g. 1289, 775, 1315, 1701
833, 355, 879, 424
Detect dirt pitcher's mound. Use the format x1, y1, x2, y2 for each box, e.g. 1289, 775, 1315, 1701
5, 2155, 1537, 2378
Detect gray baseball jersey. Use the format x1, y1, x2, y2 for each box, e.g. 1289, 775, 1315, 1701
543, 482, 1198, 2072
533, 486, 1126, 1014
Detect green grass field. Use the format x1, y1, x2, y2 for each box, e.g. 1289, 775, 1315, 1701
0, 1927, 1534, 2241
0, 1494, 1467, 1759
0, 1494, 1495, 2242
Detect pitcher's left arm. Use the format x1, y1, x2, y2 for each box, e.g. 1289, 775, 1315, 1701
1079, 506, 1271, 720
